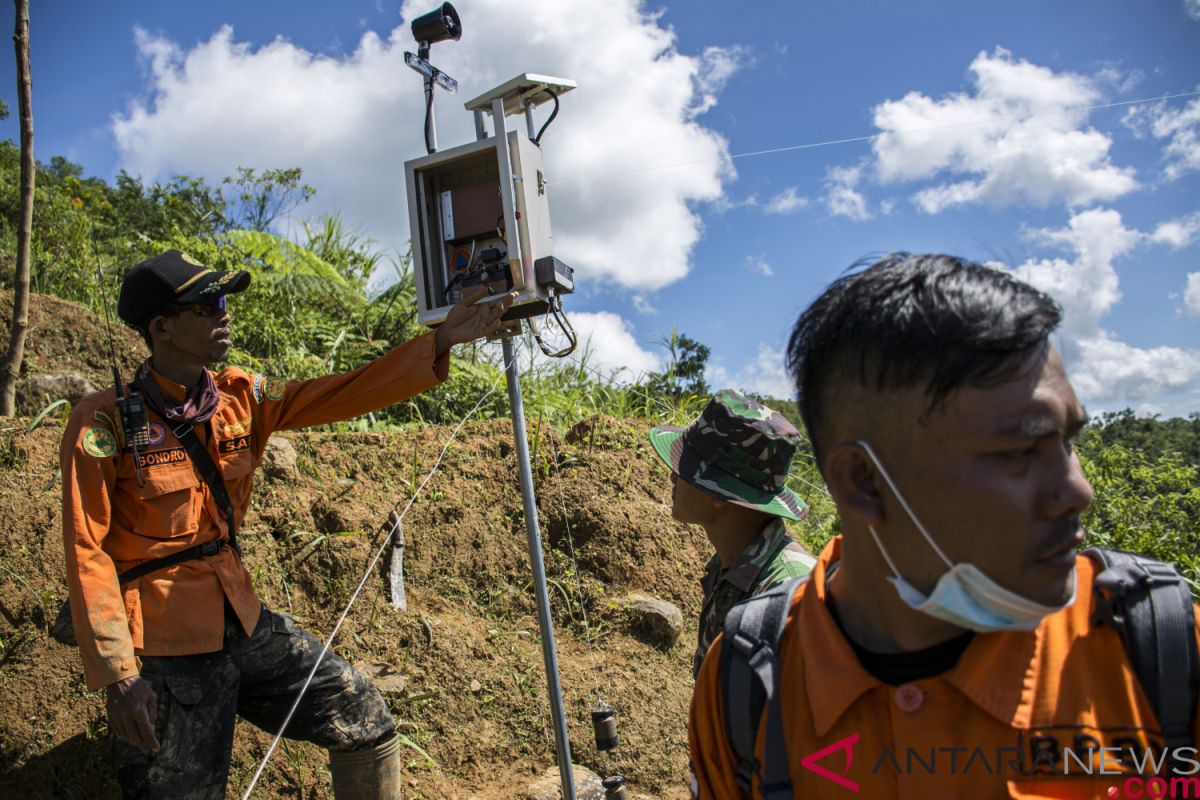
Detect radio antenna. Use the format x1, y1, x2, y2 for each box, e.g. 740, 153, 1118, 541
89, 229, 149, 485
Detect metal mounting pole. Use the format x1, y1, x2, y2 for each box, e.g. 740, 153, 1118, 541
420, 43, 438, 154
424, 75, 438, 153
483, 108, 574, 799
524, 101, 537, 139
502, 335, 577, 800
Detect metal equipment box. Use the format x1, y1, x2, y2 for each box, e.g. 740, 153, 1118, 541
405, 128, 556, 327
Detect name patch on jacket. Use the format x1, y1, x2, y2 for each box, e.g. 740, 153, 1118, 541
218, 435, 251, 454
138, 447, 188, 469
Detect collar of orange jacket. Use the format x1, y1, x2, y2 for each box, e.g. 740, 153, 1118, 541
800, 535, 1088, 737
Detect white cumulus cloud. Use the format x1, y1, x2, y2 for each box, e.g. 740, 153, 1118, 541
567, 311, 661, 379
1184, 272, 1200, 316
1151, 212, 1200, 248
707, 343, 793, 401
1009, 208, 1200, 407
744, 254, 774, 277
763, 186, 808, 215
824, 164, 870, 221
869, 48, 1136, 213
1069, 336, 1200, 404
1139, 96, 1200, 180
1187, 0, 1200, 21
690, 45, 752, 116
111, 0, 743, 292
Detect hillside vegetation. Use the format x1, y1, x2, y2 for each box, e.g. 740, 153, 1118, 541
0, 146, 1197, 797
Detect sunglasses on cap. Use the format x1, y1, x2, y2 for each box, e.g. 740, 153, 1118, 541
172, 296, 228, 317
145, 295, 227, 323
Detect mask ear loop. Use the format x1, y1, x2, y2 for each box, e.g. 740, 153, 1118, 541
855, 440, 955, 570
866, 524, 905, 580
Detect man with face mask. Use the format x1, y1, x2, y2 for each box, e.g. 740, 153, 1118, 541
687, 253, 1199, 798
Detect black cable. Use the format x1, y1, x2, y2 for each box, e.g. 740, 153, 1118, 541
532, 88, 559, 146
531, 292, 577, 358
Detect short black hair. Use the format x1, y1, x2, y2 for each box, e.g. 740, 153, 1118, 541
786, 253, 1063, 463
132, 305, 183, 351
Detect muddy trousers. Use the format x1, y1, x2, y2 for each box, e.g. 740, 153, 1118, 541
111, 604, 395, 800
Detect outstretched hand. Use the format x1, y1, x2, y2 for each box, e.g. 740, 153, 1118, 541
434, 284, 518, 357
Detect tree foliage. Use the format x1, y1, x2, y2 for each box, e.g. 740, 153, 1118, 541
1079, 408, 1200, 466
3, 139, 1198, 591
648, 329, 710, 400
1078, 438, 1200, 594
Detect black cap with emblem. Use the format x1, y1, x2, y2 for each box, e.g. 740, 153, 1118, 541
118, 249, 251, 328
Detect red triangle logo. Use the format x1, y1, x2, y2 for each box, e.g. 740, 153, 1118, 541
799, 732, 861, 792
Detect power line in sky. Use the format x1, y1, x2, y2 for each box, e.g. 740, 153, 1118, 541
546, 89, 1200, 186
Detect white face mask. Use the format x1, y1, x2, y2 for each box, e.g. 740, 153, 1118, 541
855, 440, 1076, 633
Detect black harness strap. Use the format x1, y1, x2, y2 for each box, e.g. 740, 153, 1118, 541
1088, 547, 1199, 776
171, 421, 239, 557
719, 577, 805, 800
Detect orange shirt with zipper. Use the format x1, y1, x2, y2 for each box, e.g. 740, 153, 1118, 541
62, 332, 448, 690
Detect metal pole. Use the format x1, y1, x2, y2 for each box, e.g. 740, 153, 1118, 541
474, 109, 487, 140
491, 97, 526, 291
524, 102, 537, 140
502, 336, 577, 800
424, 76, 438, 153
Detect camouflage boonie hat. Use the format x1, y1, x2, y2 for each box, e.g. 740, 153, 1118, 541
648, 389, 809, 521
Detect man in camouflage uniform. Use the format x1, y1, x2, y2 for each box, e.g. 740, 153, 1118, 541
649, 390, 816, 678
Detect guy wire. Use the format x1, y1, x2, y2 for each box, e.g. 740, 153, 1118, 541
240, 344, 518, 800
533, 367, 604, 691
544, 89, 1200, 186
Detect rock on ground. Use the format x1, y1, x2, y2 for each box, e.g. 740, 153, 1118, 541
261, 434, 298, 479
526, 765, 606, 800
18, 371, 98, 413
623, 592, 684, 648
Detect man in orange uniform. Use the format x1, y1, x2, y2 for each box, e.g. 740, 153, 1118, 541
62, 249, 514, 799
689, 254, 1199, 798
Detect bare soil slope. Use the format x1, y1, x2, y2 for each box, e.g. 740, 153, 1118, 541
0, 295, 705, 799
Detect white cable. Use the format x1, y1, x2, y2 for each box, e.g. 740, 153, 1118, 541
787, 470, 832, 500
545, 89, 1200, 186
240, 345, 516, 800
538, 403, 603, 697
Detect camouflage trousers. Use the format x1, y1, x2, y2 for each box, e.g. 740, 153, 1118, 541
111, 604, 395, 800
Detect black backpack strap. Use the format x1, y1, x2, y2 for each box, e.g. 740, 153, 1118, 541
719, 576, 806, 800
171, 421, 240, 557
1087, 547, 1199, 774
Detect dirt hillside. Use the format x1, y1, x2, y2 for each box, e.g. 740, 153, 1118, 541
0, 294, 713, 799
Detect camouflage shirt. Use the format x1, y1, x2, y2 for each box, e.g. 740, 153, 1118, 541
693, 518, 816, 678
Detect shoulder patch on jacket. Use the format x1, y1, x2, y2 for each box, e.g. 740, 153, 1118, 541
82, 427, 117, 458
252, 374, 286, 404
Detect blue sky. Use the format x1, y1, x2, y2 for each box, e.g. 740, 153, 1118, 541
3, 0, 1199, 415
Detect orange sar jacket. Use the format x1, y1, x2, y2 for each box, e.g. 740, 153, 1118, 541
61, 333, 448, 690
689, 535, 1200, 800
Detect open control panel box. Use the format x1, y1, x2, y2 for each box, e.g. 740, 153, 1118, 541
405, 128, 558, 327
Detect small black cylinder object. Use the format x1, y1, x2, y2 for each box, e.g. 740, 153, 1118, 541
602, 775, 630, 800
411, 3, 462, 45
592, 704, 619, 751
